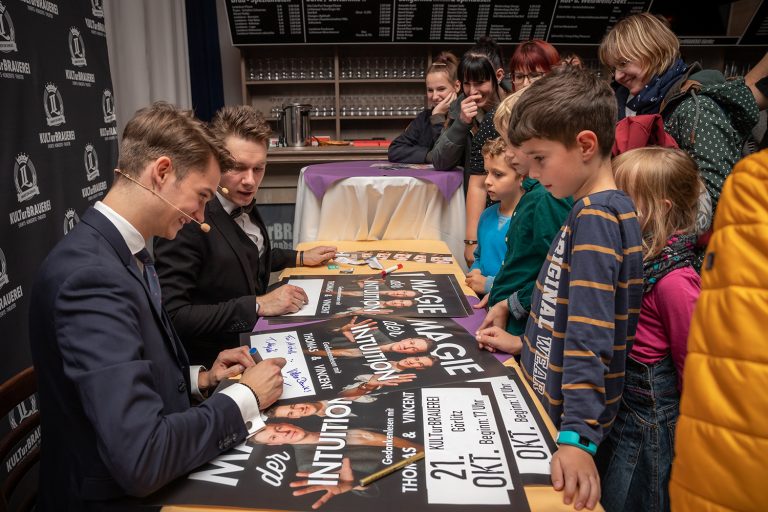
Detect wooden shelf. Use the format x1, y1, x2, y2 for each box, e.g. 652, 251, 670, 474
240, 45, 433, 140
339, 79, 423, 83
245, 80, 334, 85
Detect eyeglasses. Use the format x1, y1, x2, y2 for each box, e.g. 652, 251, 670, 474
512, 71, 545, 83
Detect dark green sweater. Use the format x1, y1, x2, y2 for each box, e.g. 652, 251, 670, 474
488, 178, 572, 335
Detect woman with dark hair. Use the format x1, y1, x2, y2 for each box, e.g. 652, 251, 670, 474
429, 38, 507, 266
388, 51, 460, 163
461, 39, 560, 266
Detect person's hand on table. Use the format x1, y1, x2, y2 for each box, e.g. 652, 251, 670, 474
551, 445, 601, 510
198, 346, 257, 390
257, 284, 308, 316
476, 326, 521, 354
290, 457, 361, 509
464, 269, 487, 294
303, 245, 337, 266
240, 357, 286, 410
478, 298, 509, 330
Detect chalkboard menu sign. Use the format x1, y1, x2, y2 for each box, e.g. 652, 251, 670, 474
740, 0, 768, 45
224, 0, 764, 46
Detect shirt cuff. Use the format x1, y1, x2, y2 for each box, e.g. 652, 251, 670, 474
189, 365, 205, 401
220, 382, 267, 436
507, 292, 528, 320
483, 275, 495, 294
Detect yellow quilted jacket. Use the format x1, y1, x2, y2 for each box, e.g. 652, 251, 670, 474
670, 148, 768, 511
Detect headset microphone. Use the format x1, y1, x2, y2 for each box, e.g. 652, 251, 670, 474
113, 169, 211, 233
218, 185, 229, 195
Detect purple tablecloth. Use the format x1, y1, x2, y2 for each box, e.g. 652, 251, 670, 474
303, 160, 464, 201
253, 295, 512, 363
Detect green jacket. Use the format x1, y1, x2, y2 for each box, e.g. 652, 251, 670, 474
662, 65, 759, 213
488, 178, 572, 335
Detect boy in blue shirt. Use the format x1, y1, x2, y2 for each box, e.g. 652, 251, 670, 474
465, 137, 524, 295
484, 66, 644, 510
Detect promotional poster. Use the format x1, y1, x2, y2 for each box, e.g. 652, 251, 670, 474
244, 315, 510, 404
156, 374, 557, 511
268, 272, 471, 323
337, 250, 455, 265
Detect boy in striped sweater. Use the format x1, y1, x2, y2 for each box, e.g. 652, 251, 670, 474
508, 66, 644, 510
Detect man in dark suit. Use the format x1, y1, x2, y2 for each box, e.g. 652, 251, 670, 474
154, 106, 335, 367
29, 102, 286, 511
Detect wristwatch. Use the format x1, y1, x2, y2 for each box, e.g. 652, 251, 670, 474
464, 239, 478, 245
557, 430, 598, 456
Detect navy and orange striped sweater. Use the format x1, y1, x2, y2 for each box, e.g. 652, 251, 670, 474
520, 189, 644, 446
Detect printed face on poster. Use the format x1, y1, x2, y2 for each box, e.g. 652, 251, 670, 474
155, 375, 557, 511
244, 315, 509, 404
266, 272, 471, 324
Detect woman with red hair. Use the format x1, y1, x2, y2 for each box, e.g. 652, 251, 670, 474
509, 39, 561, 93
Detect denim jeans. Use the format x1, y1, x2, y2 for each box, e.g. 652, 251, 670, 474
596, 355, 680, 512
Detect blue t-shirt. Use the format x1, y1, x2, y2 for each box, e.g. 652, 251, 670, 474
471, 203, 511, 293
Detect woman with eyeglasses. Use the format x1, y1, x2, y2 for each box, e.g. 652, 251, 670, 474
599, 13, 760, 230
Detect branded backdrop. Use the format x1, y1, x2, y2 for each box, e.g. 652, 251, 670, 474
0, 0, 117, 486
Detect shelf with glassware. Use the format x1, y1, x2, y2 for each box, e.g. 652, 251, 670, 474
240, 46, 432, 141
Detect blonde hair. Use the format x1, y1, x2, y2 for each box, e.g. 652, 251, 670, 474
426, 51, 459, 83
599, 13, 680, 80
492, 89, 524, 135
613, 147, 701, 259
210, 105, 271, 147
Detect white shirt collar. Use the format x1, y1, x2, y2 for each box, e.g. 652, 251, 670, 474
94, 201, 146, 255
216, 191, 238, 215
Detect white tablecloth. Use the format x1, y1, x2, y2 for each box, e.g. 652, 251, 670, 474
293, 167, 467, 272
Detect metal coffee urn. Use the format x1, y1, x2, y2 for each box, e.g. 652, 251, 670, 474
279, 103, 312, 147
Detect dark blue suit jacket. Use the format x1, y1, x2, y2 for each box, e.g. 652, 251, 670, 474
29, 207, 247, 511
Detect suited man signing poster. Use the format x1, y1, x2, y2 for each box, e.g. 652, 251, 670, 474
29, 102, 286, 511
154, 105, 336, 367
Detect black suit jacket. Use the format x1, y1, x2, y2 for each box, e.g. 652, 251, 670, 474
28, 208, 247, 511
154, 197, 297, 366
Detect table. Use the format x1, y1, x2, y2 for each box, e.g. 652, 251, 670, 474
164, 241, 600, 512
292, 161, 468, 272
268, 146, 389, 164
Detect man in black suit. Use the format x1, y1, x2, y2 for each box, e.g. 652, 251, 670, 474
154, 105, 335, 367
29, 102, 286, 511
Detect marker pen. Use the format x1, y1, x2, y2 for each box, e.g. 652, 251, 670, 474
249, 347, 262, 364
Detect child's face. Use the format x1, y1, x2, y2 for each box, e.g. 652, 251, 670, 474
426, 72, 459, 108
499, 126, 530, 178
519, 137, 587, 199
483, 154, 522, 202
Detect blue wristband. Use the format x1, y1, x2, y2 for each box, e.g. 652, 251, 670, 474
557, 430, 597, 456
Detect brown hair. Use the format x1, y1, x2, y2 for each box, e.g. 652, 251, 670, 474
613, 147, 702, 259
426, 51, 459, 83
117, 101, 233, 180
481, 137, 506, 158
210, 105, 272, 147
598, 13, 680, 81
507, 66, 616, 157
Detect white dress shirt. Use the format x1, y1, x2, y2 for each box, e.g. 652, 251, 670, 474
216, 192, 266, 257
93, 201, 264, 435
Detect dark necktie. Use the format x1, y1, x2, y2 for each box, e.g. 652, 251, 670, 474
135, 248, 162, 311
229, 201, 255, 220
